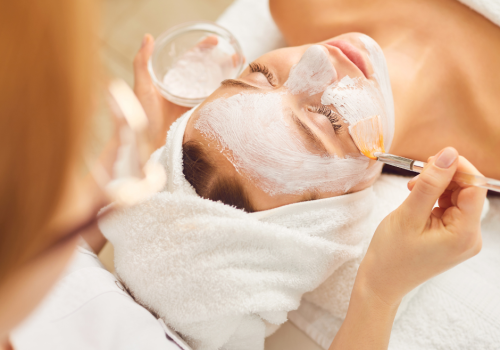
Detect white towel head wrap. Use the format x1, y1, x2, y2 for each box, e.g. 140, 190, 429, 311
100, 106, 385, 350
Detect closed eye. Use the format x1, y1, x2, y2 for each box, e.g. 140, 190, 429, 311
308, 105, 343, 132
249, 62, 276, 86
291, 112, 328, 154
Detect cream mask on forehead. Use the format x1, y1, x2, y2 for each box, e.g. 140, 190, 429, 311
195, 41, 394, 196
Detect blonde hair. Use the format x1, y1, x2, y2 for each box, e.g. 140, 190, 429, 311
0, 0, 96, 280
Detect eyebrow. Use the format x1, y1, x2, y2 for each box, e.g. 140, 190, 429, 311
291, 112, 328, 154
220, 79, 259, 90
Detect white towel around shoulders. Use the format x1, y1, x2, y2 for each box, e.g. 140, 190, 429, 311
99, 107, 402, 350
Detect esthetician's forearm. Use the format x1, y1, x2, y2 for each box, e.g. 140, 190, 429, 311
329, 275, 400, 350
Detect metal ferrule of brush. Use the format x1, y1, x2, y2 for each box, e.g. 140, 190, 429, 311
411, 160, 425, 173
374, 153, 415, 171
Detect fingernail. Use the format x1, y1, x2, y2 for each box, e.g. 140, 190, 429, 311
435, 148, 457, 169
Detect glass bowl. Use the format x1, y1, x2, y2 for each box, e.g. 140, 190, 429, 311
148, 21, 245, 107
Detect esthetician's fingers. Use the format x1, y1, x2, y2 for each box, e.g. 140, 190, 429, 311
444, 156, 487, 231
132, 34, 172, 148
431, 206, 446, 219
407, 175, 419, 191
408, 156, 457, 190
197, 35, 218, 48
133, 34, 155, 96
439, 180, 462, 206
401, 147, 459, 224
408, 175, 459, 193
195, 35, 244, 68
437, 190, 454, 209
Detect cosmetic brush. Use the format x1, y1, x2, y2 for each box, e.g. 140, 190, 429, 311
349, 115, 500, 193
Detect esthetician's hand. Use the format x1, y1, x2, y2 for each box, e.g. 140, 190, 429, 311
359, 147, 487, 306
133, 34, 190, 149
330, 147, 486, 350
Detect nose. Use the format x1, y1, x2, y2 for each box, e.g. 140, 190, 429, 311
316, 44, 331, 59
284, 45, 337, 95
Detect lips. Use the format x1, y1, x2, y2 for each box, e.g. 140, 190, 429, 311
324, 40, 369, 78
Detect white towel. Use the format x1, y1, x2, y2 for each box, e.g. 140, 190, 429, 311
99, 106, 411, 350
457, 0, 500, 27
216, 0, 286, 63
286, 189, 496, 350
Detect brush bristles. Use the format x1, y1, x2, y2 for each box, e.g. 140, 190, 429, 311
348, 115, 385, 160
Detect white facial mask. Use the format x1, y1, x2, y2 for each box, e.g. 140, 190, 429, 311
195, 92, 374, 195
321, 35, 394, 151
284, 45, 337, 95
195, 37, 393, 196
360, 35, 395, 150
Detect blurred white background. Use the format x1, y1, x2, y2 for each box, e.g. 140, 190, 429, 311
101, 0, 233, 86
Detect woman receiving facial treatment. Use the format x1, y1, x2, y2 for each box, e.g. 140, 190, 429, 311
181, 35, 391, 212
177, 0, 500, 212
2, 1, 492, 350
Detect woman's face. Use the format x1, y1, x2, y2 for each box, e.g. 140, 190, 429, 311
184, 33, 395, 211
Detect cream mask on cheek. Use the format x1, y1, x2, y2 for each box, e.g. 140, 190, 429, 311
284, 45, 337, 95
321, 35, 395, 151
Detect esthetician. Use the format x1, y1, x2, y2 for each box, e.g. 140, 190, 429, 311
0, 1, 486, 349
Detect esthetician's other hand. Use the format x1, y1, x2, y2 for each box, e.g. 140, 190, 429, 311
133, 34, 190, 149
360, 147, 486, 306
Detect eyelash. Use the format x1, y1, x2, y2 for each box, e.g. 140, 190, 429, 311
308, 105, 343, 132
292, 113, 323, 147
249, 63, 342, 133
249, 62, 275, 86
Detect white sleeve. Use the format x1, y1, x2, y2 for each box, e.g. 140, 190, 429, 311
11, 248, 186, 350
